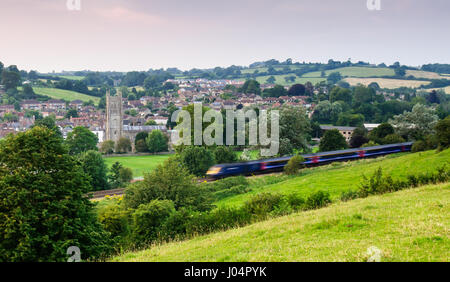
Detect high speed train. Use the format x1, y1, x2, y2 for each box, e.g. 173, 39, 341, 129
206, 142, 413, 179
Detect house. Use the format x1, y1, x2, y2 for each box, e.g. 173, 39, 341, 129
320, 125, 356, 142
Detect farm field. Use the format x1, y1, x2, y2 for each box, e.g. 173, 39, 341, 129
406, 70, 450, 80
242, 75, 325, 86
32, 87, 100, 103
103, 154, 173, 178
112, 182, 449, 262
426, 86, 450, 94
302, 66, 395, 78
216, 149, 450, 208
343, 77, 431, 89
56, 75, 85, 80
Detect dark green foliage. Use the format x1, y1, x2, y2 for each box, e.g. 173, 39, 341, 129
382, 133, 405, 144
123, 158, 213, 211
99, 140, 115, 154
435, 116, 450, 149
115, 137, 132, 154
350, 127, 369, 148
239, 79, 261, 95
213, 146, 237, 164
65, 126, 98, 155
340, 190, 360, 202
368, 123, 395, 144
284, 155, 305, 175
135, 139, 148, 152
319, 129, 348, 152
108, 162, 133, 189
0, 127, 112, 261
178, 146, 215, 176
146, 130, 168, 153
78, 150, 110, 191
131, 200, 175, 244
287, 84, 306, 96
244, 193, 283, 218
411, 140, 428, 153
304, 191, 332, 210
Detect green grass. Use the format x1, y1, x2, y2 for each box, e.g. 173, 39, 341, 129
56, 75, 85, 81
111, 182, 449, 262
103, 154, 173, 178
216, 149, 450, 208
32, 87, 100, 103
302, 66, 395, 78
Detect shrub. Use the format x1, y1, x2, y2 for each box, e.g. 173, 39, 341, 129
213, 185, 251, 200
97, 200, 130, 239
284, 155, 305, 175
99, 140, 115, 154
213, 146, 237, 164
115, 137, 132, 154
244, 193, 283, 218
146, 130, 169, 153
412, 140, 428, 153
340, 190, 359, 202
131, 200, 175, 244
285, 193, 305, 210
382, 134, 405, 145
203, 175, 249, 193
178, 146, 215, 176
304, 191, 331, 210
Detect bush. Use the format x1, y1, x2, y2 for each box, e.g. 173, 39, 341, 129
213, 185, 251, 200
131, 200, 175, 244
412, 140, 428, 153
146, 130, 168, 153
285, 193, 305, 210
203, 175, 249, 192
244, 193, 283, 218
340, 190, 359, 202
99, 140, 115, 154
304, 191, 331, 210
178, 146, 215, 176
284, 155, 305, 175
213, 146, 237, 164
97, 200, 130, 239
382, 134, 405, 145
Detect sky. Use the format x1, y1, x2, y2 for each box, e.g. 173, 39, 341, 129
0, 0, 449, 73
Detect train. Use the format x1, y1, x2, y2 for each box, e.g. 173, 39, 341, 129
206, 142, 413, 179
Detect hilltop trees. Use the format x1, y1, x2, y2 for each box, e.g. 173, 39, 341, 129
0, 127, 111, 261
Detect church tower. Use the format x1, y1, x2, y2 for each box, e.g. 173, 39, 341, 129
105, 90, 123, 143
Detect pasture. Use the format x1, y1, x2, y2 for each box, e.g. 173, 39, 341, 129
103, 154, 173, 178
112, 182, 449, 262
343, 77, 431, 89
32, 87, 100, 103
302, 66, 395, 78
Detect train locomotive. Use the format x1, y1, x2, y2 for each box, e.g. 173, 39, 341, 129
206, 142, 413, 179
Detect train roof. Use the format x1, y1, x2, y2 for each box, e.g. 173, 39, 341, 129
211, 142, 413, 167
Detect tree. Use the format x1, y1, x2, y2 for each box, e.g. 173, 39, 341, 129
262, 84, 287, 97
287, 84, 306, 96
213, 146, 237, 164
435, 116, 450, 149
123, 158, 212, 211
0, 127, 111, 261
327, 72, 342, 84
65, 108, 79, 119
266, 76, 276, 84
178, 146, 215, 176
284, 155, 305, 175
349, 127, 369, 148
32, 115, 62, 138
353, 85, 375, 105
239, 80, 261, 95
1, 70, 21, 90
329, 87, 352, 104
65, 126, 98, 155
115, 137, 132, 154
146, 130, 168, 153
99, 140, 115, 154
78, 150, 110, 191
389, 104, 439, 140
319, 129, 348, 152
368, 123, 395, 144
279, 106, 311, 154
108, 162, 133, 189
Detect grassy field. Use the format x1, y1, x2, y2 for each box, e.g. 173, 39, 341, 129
216, 149, 450, 208
343, 77, 431, 89
302, 66, 395, 78
56, 75, 85, 80
103, 154, 173, 178
112, 182, 449, 262
406, 70, 450, 80
427, 86, 450, 94
33, 87, 100, 103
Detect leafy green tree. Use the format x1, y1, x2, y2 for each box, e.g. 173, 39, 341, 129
266, 76, 276, 84
65, 108, 79, 119
32, 115, 62, 138
135, 139, 148, 152
146, 130, 168, 153
389, 104, 439, 140
213, 146, 237, 164
353, 85, 375, 105
99, 140, 115, 154
284, 155, 305, 175
319, 129, 348, 152
123, 158, 212, 211
368, 123, 395, 144
279, 106, 311, 153
329, 87, 352, 104
78, 150, 110, 191
239, 80, 261, 95
108, 162, 133, 189
65, 126, 98, 155
1, 70, 21, 90
115, 137, 132, 154
327, 72, 342, 84
178, 146, 215, 176
0, 126, 111, 261
435, 116, 450, 149
349, 127, 369, 148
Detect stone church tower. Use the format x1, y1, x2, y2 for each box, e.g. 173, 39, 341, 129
105, 90, 123, 143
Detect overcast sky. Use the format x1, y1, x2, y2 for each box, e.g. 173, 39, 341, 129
0, 0, 449, 72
